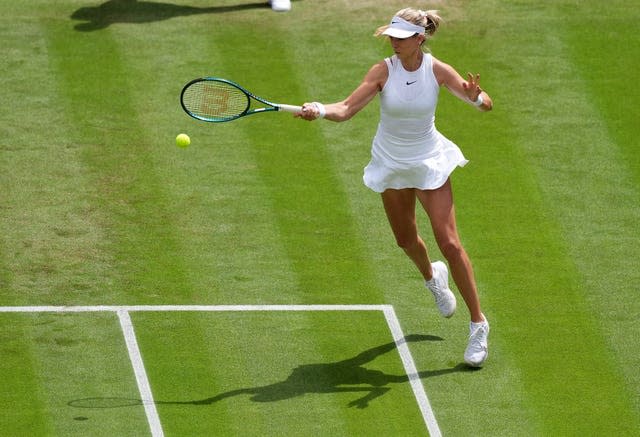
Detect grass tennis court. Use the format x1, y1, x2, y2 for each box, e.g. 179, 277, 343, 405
1, 0, 639, 435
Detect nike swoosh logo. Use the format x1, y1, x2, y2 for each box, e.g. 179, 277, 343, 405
406, 81, 417, 85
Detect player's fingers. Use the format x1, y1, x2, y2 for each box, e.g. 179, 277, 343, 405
298, 103, 318, 121
467, 72, 475, 84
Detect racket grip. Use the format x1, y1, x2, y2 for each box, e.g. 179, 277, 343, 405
278, 104, 303, 113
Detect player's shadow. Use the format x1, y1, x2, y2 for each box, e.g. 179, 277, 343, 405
171, 334, 473, 409
68, 334, 476, 411
71, 0, 271, 32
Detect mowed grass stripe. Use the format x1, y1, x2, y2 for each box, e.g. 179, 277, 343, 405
22, 312, 151, 436
132, 311, 246, 436
240, 51, 384, 301
44, 22, 193, 302
0, 315, 53, 435
559, 2, 640, 414
195, 8, 385, 304
558, 0, 640, 186
0, 11, 116, 304
109, 13, 301, 303
469, 0, 639, 433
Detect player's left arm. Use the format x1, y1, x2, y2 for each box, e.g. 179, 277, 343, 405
432, 56, 493, 112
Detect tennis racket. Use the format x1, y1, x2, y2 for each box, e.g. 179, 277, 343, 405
180, 77, 302, 123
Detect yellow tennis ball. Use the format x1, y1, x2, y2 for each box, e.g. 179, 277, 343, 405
176, 133, 190, 148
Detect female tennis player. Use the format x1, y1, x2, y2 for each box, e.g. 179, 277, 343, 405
297, 8, 493, 367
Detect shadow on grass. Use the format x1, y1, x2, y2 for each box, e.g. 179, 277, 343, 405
69, 334, 477, 410
71, 0, 272, 32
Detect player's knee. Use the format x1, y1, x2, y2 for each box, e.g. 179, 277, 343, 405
439, 239, 464, 261
395, 235, 419, 251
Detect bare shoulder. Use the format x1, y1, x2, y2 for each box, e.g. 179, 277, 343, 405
431, 56, 460, 86
368, 60, 389, 79
364, 60, 389, 90
431, 56, 451, 71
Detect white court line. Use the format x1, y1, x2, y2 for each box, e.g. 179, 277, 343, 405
383, 306, 442, 437
0, 304, 386, 313
1, 304, 441, 436
117, 310, 164, 437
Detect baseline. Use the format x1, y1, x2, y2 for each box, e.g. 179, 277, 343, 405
0, 304, 385, 313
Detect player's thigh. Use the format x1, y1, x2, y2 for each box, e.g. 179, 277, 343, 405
416, 180, 460, 244
381, 189, 419, 243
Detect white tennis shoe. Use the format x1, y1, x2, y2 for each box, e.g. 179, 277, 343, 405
464, 318, 490, 367
270, 0, 291, 12
425, 261, 456, 318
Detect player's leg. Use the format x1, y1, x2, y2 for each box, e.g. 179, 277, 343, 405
417, 179, 489, 366
416, 179, 483, 321
380, 188, 432, 280
381, 188, 456, 317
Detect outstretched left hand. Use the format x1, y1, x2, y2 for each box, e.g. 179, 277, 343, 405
462, 72, 482, 101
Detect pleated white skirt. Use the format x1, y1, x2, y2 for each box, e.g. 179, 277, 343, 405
363, 132, 468, 193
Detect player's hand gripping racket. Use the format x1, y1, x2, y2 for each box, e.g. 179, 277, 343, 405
180, 77, 302, 123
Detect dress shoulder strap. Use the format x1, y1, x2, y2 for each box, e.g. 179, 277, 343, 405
384, 55, 398, 73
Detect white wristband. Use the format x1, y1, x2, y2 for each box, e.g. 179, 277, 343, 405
472, 94, 484, 107
312, 102, 326, 119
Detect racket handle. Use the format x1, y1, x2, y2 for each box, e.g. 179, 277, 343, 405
278, 104, 303, 113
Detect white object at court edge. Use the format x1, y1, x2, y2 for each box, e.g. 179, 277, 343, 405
270, 0, 291, 12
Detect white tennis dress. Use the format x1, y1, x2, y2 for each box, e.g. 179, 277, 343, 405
363, 53, 468, 193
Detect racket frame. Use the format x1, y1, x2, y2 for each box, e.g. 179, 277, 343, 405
180, 77, 301, 123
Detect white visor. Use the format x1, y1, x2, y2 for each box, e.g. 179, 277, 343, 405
381, 16, 425, 39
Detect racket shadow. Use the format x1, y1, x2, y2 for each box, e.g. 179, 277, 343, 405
71, 0, 274, 32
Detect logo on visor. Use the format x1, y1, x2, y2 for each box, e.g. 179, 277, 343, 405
406, 81, 417, 85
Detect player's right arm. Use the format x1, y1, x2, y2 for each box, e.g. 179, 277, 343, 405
298, 61, 388, 122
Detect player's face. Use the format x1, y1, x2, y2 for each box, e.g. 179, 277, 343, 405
389, 34, 423, 56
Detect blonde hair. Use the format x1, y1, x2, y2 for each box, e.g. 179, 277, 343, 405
374, 8, 441, 38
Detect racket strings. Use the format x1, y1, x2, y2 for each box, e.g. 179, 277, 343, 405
182, 81, 249, 120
